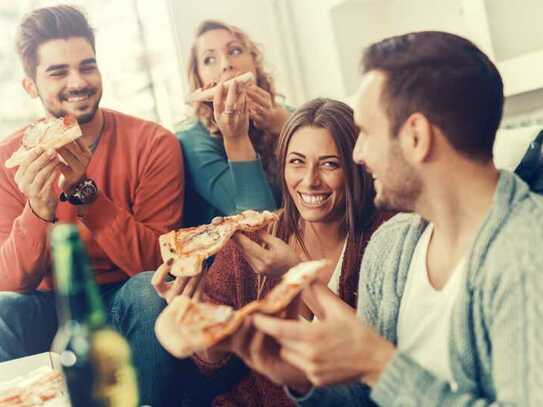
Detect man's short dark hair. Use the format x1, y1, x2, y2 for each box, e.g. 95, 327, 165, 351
16, 5, 95, 79
361, 31, 504, 162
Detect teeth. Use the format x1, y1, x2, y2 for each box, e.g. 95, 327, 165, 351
300, 193, 329, 205
66, 95, 89, 102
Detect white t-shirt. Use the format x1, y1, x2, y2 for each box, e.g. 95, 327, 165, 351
327, 238, 347, 295
303, 239, 347, 324
397, 224, 466, 386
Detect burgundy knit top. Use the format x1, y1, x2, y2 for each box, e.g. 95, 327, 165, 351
193, 212, 391, 407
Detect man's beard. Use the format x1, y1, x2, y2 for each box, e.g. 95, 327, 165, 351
374, 174, 421, 213
373, 145, 421, 213
41, 86, 102, 124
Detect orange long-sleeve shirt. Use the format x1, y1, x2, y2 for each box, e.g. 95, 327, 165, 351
0, 109, 184, 292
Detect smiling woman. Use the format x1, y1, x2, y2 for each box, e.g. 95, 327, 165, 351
155, 98, 392, 407
284, 126, 346, 227
177, 19, 293, 227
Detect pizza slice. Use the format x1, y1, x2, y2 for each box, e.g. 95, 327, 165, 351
243, 259, 328, 316
155, 260, 327, 358
186, 72, 255, 103
154, 295, 241, 359
159, 210, 278, 277
5, 114, 82, 169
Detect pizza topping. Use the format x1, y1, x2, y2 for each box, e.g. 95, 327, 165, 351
159, 210, 278, 277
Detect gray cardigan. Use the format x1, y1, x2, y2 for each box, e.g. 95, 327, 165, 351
294, 171, 543, 406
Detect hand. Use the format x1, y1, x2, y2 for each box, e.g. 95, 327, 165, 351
153, 263, 225, 363
233, 230, 301, 278
155, 294, 201, 358
253, 282, 397, 387
230, 317, 311, 392
246, 85, 290, 135
194, 316, 253, 366
14, 147, 61, 222
213, 79, 250, 141
151, 259, 205, 304
56, 138, 92, 193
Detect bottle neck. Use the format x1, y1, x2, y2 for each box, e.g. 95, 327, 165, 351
54, 241, 106, 328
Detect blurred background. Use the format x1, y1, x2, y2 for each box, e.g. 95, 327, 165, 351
2, 0, 543, 139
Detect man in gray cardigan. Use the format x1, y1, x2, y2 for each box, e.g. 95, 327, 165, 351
237, 31, 543, 405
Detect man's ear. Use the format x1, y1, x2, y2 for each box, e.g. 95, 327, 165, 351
398, 112, 433, 164
22, 77, 39, 98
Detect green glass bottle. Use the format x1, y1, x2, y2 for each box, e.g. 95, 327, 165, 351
51, 224, 139, 407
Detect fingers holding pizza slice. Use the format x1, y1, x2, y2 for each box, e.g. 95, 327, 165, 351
155, 259, 328, 358
159, 210, 278, 278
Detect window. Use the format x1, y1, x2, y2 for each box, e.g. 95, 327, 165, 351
0, 0, 186, 139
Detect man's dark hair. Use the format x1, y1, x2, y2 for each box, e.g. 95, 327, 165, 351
16, 5, 95, 79
361, 31, 504, 162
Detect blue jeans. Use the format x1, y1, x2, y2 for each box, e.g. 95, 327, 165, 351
0, 271, 182, 407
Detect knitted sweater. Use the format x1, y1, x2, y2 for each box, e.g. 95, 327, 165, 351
195, 213, 388, 407
294, 170, 543, 406
0, 109, 184, 291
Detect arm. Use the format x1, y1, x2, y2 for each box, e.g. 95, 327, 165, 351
0, 193, 51, 291
0, 148, 59, 291
246, 209, 509, 407
78, 130, 184, 275
280, 217, 408, 406
370, 250, 543, 405
179, 125, 277, 215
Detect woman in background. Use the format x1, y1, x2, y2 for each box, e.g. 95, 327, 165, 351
178, 20, 291, 227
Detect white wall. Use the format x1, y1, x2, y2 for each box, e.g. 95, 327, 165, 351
486, 0, 543, 62
330, 0, 468, 98
285, 0, 346, 101
282, 0, 470, 102
168, 0, 543, 123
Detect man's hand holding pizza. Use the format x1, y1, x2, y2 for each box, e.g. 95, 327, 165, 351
56, 138, 92, 193
248, 283, 397, 389
229, 295, 313, 392
14, 147, 61, 222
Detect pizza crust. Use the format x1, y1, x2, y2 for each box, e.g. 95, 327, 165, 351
185, 72, 255, 103
155, 260, 327, 358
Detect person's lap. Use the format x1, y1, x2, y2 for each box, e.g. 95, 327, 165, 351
106, 272, 183, 406
120, 272, 248, 406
